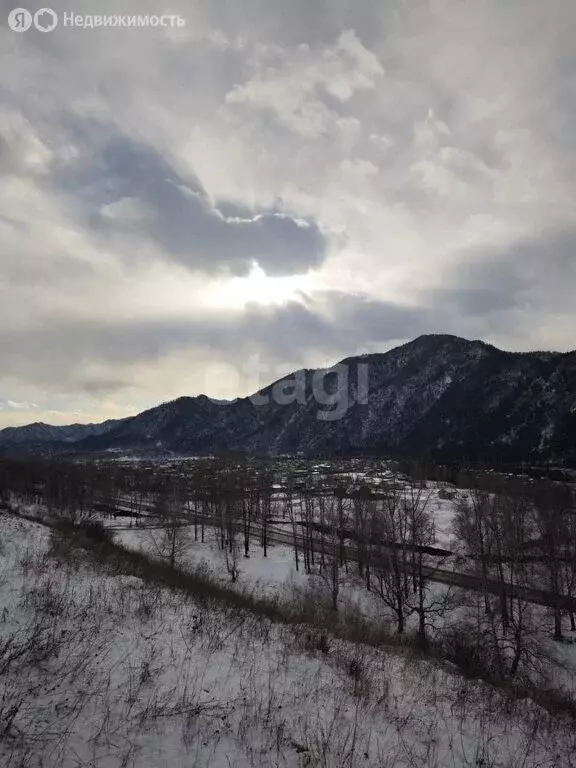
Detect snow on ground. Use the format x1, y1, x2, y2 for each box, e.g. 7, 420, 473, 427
110, 520, 506, 644
116, 522, 326, 610
427, 487, 461, 550
113, 511, 576, 687
2, 510, 576, 766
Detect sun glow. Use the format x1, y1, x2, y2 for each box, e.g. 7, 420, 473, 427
204, 263, 320, 309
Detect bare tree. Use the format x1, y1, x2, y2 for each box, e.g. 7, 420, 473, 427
534, 482, 569, 640
453, 489, 495, 617
285, 479, 300, 572
403, 481, 454, 649
334, 483, 349, 572
149, 480, 190, 569
224, 532, 241, 583
352, 487, 373, 590
315, 497, 341, 611
371, 481, 412, 634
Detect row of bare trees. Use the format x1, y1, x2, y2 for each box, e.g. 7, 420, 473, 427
454, 481, 576, 641
280, 475, 453, 648
2, 457, 575, 656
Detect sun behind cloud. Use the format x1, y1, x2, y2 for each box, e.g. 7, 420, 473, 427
203, 262, 322, 309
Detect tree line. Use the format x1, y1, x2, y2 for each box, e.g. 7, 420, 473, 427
2, 455, 576, 677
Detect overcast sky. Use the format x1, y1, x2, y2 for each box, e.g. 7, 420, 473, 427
1, 0, 575, 427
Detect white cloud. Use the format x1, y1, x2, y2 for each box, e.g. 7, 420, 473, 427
2, 400, 39, 411
225, 30, 384, 137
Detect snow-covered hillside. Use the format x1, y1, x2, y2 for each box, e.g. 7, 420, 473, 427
2, 509, 576, 767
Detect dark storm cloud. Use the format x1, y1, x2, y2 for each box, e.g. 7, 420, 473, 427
434, 227, 576, 318
332, 294, 430, 341
433, 261, 530, 317
52, 129, 326, 276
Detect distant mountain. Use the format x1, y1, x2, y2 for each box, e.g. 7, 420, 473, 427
0, 419, 124, 455
2, 335, 576, 464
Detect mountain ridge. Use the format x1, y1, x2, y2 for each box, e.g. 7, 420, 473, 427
1, 335, 575, 463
